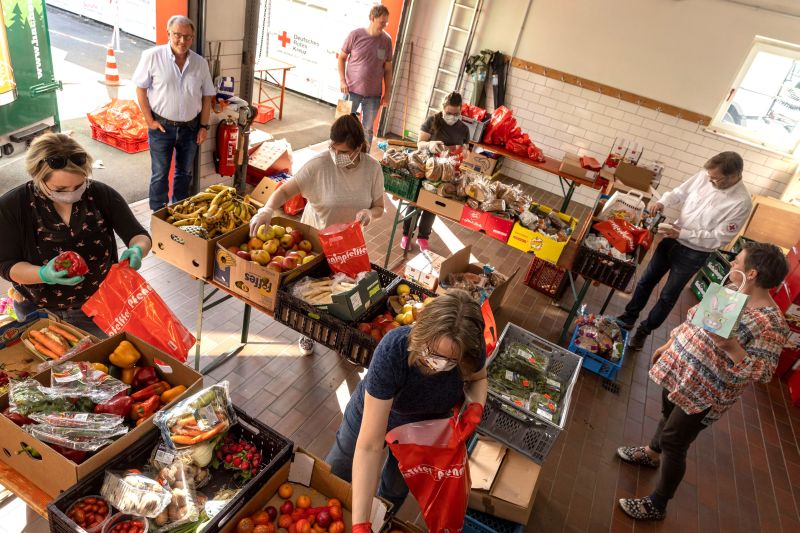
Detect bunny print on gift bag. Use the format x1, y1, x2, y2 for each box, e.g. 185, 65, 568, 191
702, 292, 740, 332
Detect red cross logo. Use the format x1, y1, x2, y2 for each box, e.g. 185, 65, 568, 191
278, 31, 291, 47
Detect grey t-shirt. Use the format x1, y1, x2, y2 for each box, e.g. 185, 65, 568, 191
293, 151, 384, 230
421, 115, 470, 147
350, 326, 486, 432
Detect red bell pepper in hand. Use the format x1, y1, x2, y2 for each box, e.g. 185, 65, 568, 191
130, 394, 160, 422
131, 366, 159, 390
93, 395, 133, 417
130, 381, 171, 401
53, 251, 89, 277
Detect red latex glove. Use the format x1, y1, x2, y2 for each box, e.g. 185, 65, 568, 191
352, 523, 372, 533
450, 402, 485, 445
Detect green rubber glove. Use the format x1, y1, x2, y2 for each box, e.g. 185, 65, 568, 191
38, 257, 84, 286
120, 245, 143, 270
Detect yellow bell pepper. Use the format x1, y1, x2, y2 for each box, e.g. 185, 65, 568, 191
109, 340, 141, 368
91, 362, 109, 374
160, 385, 187, 405
120, 367, 137, 385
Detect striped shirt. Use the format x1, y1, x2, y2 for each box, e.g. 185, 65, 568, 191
649, 304, 788, 426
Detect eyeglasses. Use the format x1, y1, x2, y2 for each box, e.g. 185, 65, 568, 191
170, 31, 194, 41
421, 345, 458, 363
44, 153, 87, 170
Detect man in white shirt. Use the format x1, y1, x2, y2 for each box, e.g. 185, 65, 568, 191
133, 15, 216, 211
619, 152, 753, 351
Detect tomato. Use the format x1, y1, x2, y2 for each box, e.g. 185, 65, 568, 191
252, 511, 272, 525
278, 483, 294, 499
295, 494, 311, 509
237, 517, 255, 533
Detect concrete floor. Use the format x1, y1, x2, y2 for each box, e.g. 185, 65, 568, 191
0, 6, 333, 204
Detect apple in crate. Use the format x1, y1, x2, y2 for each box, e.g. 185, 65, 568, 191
256, 224, 275, 242
248, 237, 264, 251
267, 258, 283, 272
272, 225, 286, 238
302, 254, 316, 265
279, 233, 294, 248
298, 240, 313, 252
236, 250, 252, 261
281, 256, 300, 270
251, 249, 271, 266
264, 238, 280, 254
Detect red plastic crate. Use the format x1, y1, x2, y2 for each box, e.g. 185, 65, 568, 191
90, 124, 149, 153
523, 255, 566, 298
255, 104, 276, 124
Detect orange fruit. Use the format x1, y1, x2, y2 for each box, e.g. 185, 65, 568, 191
326, 498, 342, 508
237, 518, 255, 533
277, 515, 292, 529
252, 511, 271, 525
277, 483, 293, 499
295, 494, 311, 509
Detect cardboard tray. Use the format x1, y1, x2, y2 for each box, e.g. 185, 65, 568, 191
0, 332, 203, 497
20, 318, 89, 361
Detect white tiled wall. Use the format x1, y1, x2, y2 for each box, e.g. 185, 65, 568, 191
387, 45, 798, 210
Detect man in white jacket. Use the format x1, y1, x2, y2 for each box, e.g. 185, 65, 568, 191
619, 152, 752, 351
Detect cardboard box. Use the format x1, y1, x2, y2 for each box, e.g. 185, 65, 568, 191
460, 204, 487, 232
150, 206, 248, 280
416, 189, 465, 221
614, 161, 655, 191
250, 173, 291, 205
315, 270, 385, 322
463, 150, 500, 176
559, 152, 598, 181
483, 213, 515, 243
437, 245, 517, 310
0, 332, 202, 497
506, 204, 577, 263
469, 438, 541, 524
246, 139, 293, 186
212, 217, 324, 312
608, 178, 655, 207
404, 251, 446, 291
221, 448, 390, 532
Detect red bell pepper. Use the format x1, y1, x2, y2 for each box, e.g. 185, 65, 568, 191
130, 394, 160, 422
130, 381, 171, 401
3, 408, 35, 427
94, 395, 134, 417
53, 251, 89, 277
131, 366, 159, 390
50, 443, 88, 464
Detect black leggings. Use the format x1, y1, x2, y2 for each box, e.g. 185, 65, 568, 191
402, 206, 435, 239
650, 388, 711, 501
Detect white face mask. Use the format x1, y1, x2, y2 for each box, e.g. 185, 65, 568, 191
330, 147, 359, 168
421, 354, 458, 373
46, 180, 88, 204
443, 113, 460, 126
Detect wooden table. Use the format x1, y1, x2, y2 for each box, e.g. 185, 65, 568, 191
0, 459, 49, 518
253, 58, 295, 121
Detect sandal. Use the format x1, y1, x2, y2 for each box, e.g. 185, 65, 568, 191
617, 446, 660, 468
618, 497, 666, 521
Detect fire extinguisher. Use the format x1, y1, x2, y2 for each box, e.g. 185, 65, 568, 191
215, 119, 238, 177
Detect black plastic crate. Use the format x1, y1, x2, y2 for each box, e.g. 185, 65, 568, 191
340, 270, 435, 367
47, 407, 292, 533
571, 240, 636, 291
275, 260, 349, 352
382, 165, 422, 202
478, 323, 582, 464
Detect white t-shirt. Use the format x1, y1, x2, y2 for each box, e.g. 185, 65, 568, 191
294, 151, 384, 230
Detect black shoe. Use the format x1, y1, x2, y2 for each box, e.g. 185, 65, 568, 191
627, 327, 649, 351
615, 316, 636, 330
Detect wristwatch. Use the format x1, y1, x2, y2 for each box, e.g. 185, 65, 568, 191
200, 123, 210, 130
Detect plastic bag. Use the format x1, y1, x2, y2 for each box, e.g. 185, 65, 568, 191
27, 422, 128, 451
87, 100, 148, 141
599, 190, 646, 225
483, 106, 516, 146
282, 193, 307, 216
386, 416, 471, 532
593, 219, 650, 254
461, 102, 488, 121
28, 412, 124, 428
292, 273, 358, 306
154, 382, 236, 448
9, 378, 73, 415
82, 263, 196, 362
318, 221, 371, 278
148, 444, 205, 531
101, 470, 173, 517
50, 361, 129, 403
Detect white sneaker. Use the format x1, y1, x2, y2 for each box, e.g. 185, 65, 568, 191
298, 336, 315, 356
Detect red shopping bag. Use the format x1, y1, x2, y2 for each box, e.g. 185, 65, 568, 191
386, 416, 471, 532
82, 263, 196, 362
482, 300, 497, 355
318, 221, 371, 278
593, 219, 650, 254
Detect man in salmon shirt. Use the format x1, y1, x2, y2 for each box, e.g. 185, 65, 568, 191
337, 4, 393, 146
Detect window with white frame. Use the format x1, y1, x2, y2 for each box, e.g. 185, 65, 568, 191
710, 37, 800, 154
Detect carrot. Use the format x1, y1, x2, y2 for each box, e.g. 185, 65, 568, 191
48, 324, 79, 343
171, 435, 195, 445
29, 330, 66, 356
31, 339, 59, 359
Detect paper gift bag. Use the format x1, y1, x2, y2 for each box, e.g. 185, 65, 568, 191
691, 272, 748, 338
335, 98, 352, 119
599, 189, 646, 225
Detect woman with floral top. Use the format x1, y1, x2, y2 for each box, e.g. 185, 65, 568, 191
0, 133, 152, 337
616, 241, 789, 521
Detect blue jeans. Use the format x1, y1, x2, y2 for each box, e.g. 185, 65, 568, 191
347, 92, 381, 145
325, 395, 409, 511
620, 238, 710, 333
147, 121, 199, 211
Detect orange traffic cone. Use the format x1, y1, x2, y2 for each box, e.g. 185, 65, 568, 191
101, 47, 120, 86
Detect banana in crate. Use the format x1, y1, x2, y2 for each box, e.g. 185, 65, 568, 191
164, 185, 257, 239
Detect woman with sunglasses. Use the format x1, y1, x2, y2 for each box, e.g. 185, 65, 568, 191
249, 114, 384, 356
0, 133, 152, 337
325, 290, 488, 529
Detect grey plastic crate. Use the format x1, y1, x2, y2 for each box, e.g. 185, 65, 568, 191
478, 322, 583, 464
